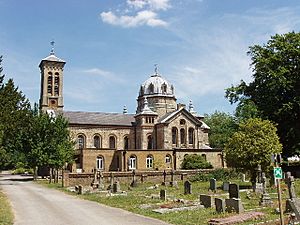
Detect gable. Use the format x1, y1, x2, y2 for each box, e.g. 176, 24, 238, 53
158, 108, 202, 126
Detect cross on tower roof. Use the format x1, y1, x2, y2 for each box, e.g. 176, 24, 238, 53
50, 40, 55, 55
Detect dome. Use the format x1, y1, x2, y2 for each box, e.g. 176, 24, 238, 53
139, 73, 174, 97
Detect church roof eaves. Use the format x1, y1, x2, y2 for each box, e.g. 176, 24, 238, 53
63, 111, 135, 126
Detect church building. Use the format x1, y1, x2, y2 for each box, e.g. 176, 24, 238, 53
39, 47, 224, 173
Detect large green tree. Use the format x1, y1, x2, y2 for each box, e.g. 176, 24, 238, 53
226, 32, 300, 157
204, 111, 237, 149
0, 56, 32, 169
224, 118, 282, 182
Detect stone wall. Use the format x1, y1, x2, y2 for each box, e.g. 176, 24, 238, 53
63, 169, 213, 187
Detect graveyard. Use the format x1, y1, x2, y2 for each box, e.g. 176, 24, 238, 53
38, 169, 300, 225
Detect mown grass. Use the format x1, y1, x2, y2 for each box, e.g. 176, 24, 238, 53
37, 179, 300, 225
0, 189, 14, 225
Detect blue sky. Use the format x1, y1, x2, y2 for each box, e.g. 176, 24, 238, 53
0, 0, 299, 115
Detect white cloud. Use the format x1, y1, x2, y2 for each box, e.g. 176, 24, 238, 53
101, 10, 167, 28
127, 0, 171, 11
82, 68, 125, 83
100, 0, 170, 28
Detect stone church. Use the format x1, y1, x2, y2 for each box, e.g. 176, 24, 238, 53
39, 48, 224, 173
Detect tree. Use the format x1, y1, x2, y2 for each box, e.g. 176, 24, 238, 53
224, 118, 282, 183
204, 111, 237, 149
181, 154, 213, 169
226, 32, 300, 157
0, 56, 32, 169
26, 111, 75, 181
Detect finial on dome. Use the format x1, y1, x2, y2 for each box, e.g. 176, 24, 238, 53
50, 40, 55, 55
123, 105, 128, 114
188, 100, 197, 115
154, 64, 159, 75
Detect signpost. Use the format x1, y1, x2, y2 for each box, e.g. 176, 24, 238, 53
274, 167, 284, 225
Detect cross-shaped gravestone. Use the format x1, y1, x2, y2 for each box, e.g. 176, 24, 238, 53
285, 172, 296, 199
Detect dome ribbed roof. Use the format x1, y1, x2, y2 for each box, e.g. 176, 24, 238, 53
139, 73, 174, 97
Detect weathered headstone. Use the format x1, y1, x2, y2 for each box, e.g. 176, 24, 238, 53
160, 189, 167, 201
78, 185, 83, 195
91, 169, 99, 189
285, 172, 296, 199
184, 181, 192, 194
225, 198, 244, 213
215, 198, 226, 213
259, 173, 272, 206
222, 181, 230, 191
130, 170, 138, 187
200, 194, 214, 208
170, 170, 175, 186
229, 184, 240, 199
209, 178, 217, 192
108, 172, 114, 191
241, 173, 246, 182
98, 171, 104, 190
113, 181, 121, 193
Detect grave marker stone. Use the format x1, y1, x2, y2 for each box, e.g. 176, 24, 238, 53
184, 181, 192, 194
229, 184, 240, 199
225, 198, 244, 213
98, 171, 104, 190
222, 181, 230, 191
78, 185, 83, 195
160, 189, 167, 201
113, 181, 121, 193
209, 178, 217, 192
215, 198, 226, 213
130, 170, 138, 187
285, 172, 296, 199
200, 194, 214, 208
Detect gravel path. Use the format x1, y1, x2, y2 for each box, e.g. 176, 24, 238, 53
0, 174, 171, 225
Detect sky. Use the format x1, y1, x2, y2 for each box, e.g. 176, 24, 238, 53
0, 0, 299, 115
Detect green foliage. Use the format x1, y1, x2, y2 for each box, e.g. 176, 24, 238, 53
181, 154, 213, 169
224, 118, 282, 180
225, 32, 300, 157
0, 190, 14, 225
189, 168, 241, 182
0, 56, 32, 169
204, 111, 237, 149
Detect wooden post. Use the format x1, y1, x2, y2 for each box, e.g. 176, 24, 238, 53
276, 178, 284, 225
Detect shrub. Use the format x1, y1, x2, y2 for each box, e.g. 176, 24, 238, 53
189, 168, 241, 182
181, 154, 213, 169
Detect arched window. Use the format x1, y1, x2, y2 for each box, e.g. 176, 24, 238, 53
94, 135, 101, 149
188, 128, 194, 145
201, 154, 207, 161
148, 83, 154, 94
165, 154, 172, 164
180, 128, 186, 145
54, 76, 59, 95
47, 73, 53, 95
147, 135, 153, 149
129, 155, 137, 170
161, 83, 167, 94
146, 155, 153, 168
96, 156, 104, 170
109, 136, 116, 149
172, 127, 178, 146
78, 135, 85, 149
124, 136, 129, 150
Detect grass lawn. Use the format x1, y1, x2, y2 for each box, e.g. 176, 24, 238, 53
37, 179, 300, 225
0, 189, 14, 225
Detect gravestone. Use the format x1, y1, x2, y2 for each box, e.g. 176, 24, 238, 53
225, 198, 244, 213
229, 184, 240, 199
130, 170, 138, 187
78, 185, 83, 195
184, 181, 192, 194
141, 174, 147, 183
209, 178, 217, 192
162, 170, 167, 186
285, 172, 296, 199
170, 170, 175, 186
98, 171, 104, 190
241, 173, 246, 182
259, 173, 272, 206
91, 169, 99, 189
285, 172, 300, 220
254, 165, 264, 193
200, 194, 214, 208
222, 181, 230, 191
113, 181, 121, 193
108, 172, 114, 191
215, 198, 226, 213
160, 189, 167, 201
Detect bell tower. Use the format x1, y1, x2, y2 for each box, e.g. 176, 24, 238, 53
39, 41, 66, 112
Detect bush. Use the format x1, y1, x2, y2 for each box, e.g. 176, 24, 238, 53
12, 167, 33, 175
181, 154, 213, 169
189, 168, 242, 182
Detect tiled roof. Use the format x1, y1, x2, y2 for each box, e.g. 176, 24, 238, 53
63, 111, 135, 126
